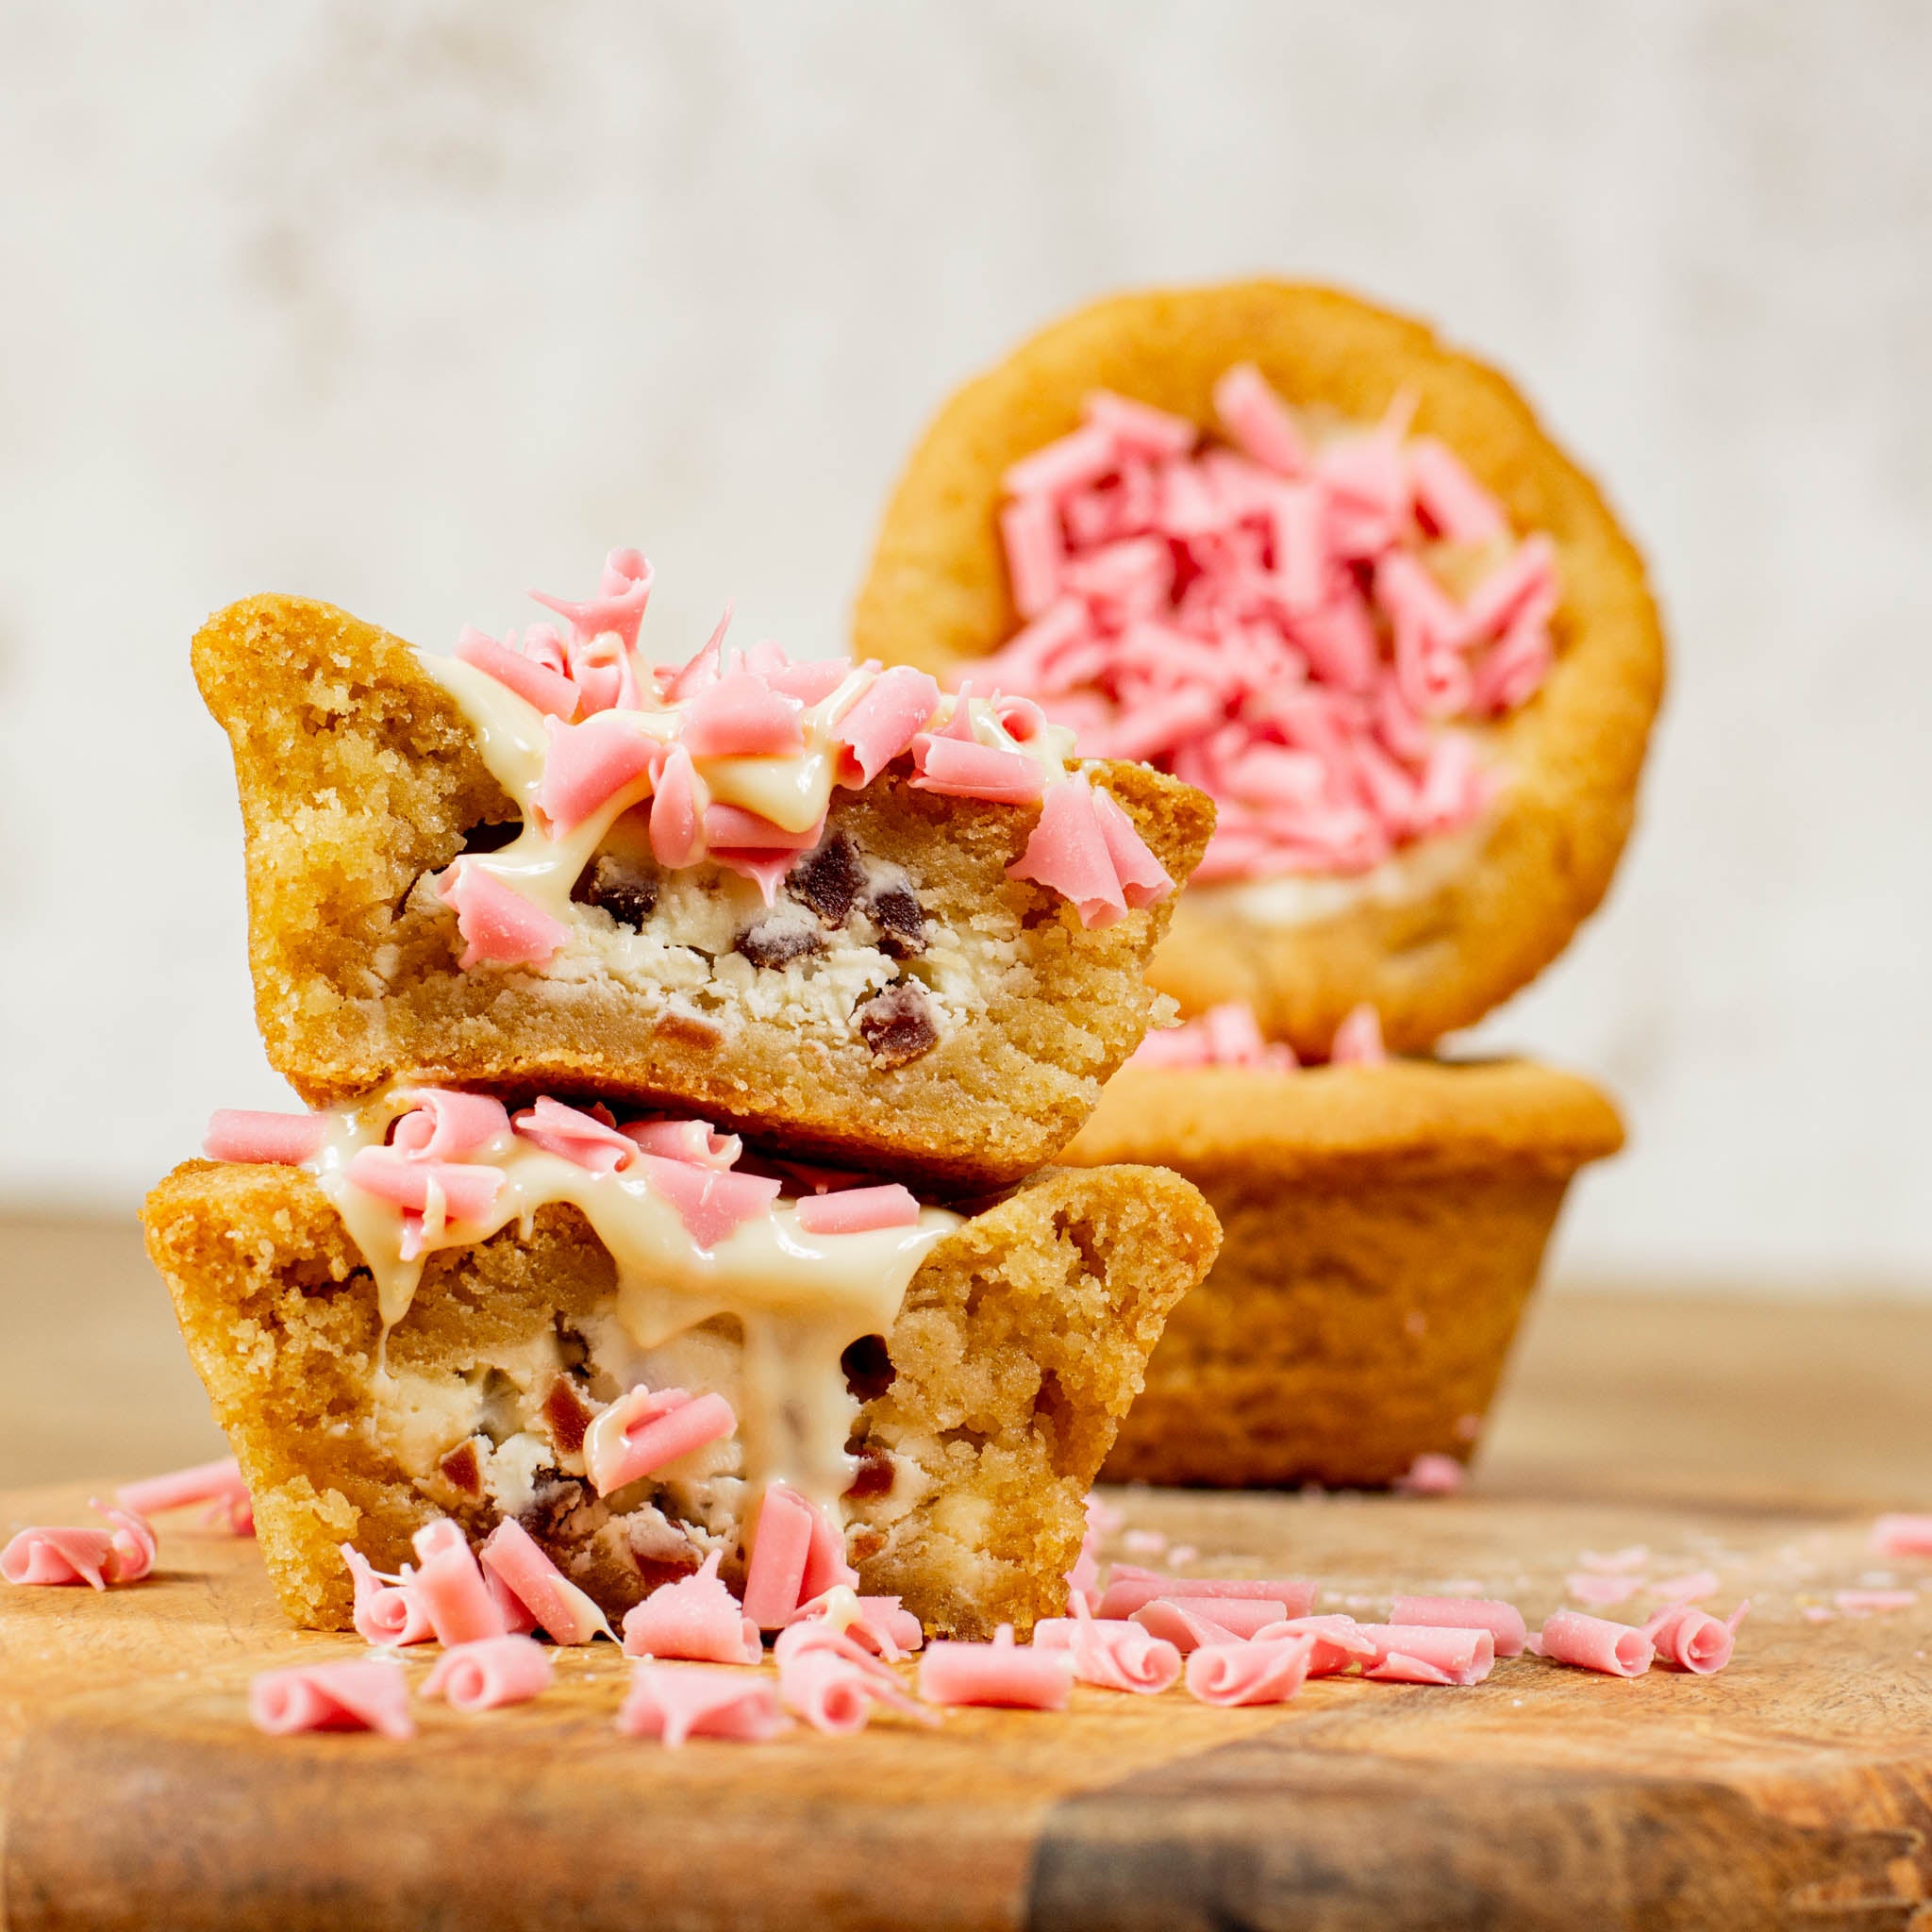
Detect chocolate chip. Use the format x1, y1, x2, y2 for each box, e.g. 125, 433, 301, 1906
857, 984, 939, 1067
519, 1470, 594, 1543
737, 917, 824, 972
460, 818, 522, 854
868, 883, 927, 958
575, 855, 658, 930
844, 1444, 894, 1501
439, 1440, 483, 1496
788, 833, 864, 926
542, 1376, 596, 1457
841, 1333, 897, 1404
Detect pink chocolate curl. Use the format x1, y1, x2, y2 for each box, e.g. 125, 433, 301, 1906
917, 1627, 1074, 1710
1407, 437, 1507, 544
1213, 362, 1307, 476
478, 1518, 613, 1644
680, 670, 807, 760
833, 665, 943, 786
648, 744, 705, 868
1874, 1515, 1932, 1558
792, 1185, 921, 1236
616, 1662, 790, 1746
482, 1564, 540, 1637
583, 1387, 738, 1497
511, 1096, 637, 1175
341, 1545, 435, 1647
1350, 1624, 1495, 1685
622, 1116, 741, 1168
1540, 1610, 1655, 1678
437, 860, 571, 972
1396, 1452, 1467, 1496
1032, 1606, 1182, 1695
634, 1153, 781, 1250
1186, 1634, 1316, 1707
92, 1502, 157, 1583
202, 1109, 327, 1165
534, 712, 658, 836
2, 1524, 116, 1590
1250, 1615, 1378, 1677
423, 1635, 554, 1713
1391, 1596, 1526, 1658
1096, 1571, 1316, 1621
454, 625, 582, 721
343, 1146, 505, 1224
409, 1520, 508, 1647
909, 734, 1048, 804
1329, 1004, 1388, 1068
1008, 777, 1125, 927
391, 1090, 510, 1162
529, 546, 655, 656
622, 1553, 761, 1665
1131, 1595, 1287, 1653
788, 1591, 924, 1661
250, 1661, 415, 1740
117, 1456, 254, 1534
741, 1485, 854, 1631
1642, 1600, 1748, 1674
1001, 494, 1064, 620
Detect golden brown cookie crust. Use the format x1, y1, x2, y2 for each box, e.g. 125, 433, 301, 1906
142, 1159, 1220, 1640
193, 592, 1214, 1186
854, 280, 1667, 1056
1060, 1057, 1621, 1488
1061, 1056, 1624, 1181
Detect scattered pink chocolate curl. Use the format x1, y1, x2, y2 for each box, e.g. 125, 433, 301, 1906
409, 1520, 508, 1647
1096, 1571, 1315, 1621
583, 1386, 738, 1497
1872, 1514, 1932, 1558
422, 1635, 554, 1713
616, 1662, 790, 1746
478, 1518, 613, 1645
2, 1524, 116, 1590
1540, 1610, 1656, 1678
1642, 1600, 1748, 1674
622, 1553, 761, 1665
793, 1185, 921, 1235
250, 1661, 415, 1740
1132, 1595, 1288, 1651
917, 1627, 1074, 1710
1349, 1624, 1494, 1685
1186, 1634, 1316, 1707
341, 1544, 435, 1647
436, 859, 571, 972
118, 1455, 254, 1535
1033, 1605, 1182, 1695
1396, 1453, 1466, 1496
202, 1109, 327, 1165
511, 1096, 638, 1174
1390, 1596, 1526, 1658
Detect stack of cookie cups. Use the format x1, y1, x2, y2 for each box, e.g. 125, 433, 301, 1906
856, 280, 1663, 1488
142, 559, 1226, 1639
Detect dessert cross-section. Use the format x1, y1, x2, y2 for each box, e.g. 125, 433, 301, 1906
144, 1087, 1220, 1641
194, 550, 1214, 1186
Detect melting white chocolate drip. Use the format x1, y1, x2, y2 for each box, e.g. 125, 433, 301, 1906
418, 651, 1074, 933
308, 1089, 958, 1511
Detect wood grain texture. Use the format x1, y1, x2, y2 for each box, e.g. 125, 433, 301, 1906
1, 1477, 1928, 1931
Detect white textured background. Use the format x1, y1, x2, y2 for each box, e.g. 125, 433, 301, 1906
2, 2, 1927, 1291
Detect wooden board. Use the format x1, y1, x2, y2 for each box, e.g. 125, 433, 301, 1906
1, 1477, 1929, 1931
